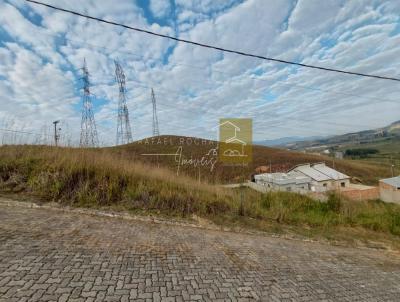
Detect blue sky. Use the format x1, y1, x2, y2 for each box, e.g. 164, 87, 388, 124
0, 0, 400, 146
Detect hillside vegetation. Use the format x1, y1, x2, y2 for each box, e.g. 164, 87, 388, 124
1, 145, 400, 249
338, 138, 400, 173
283, 120, 400, 176
286, 120, 400, 150
109, 135, 392, 185
0, 145, 231, 215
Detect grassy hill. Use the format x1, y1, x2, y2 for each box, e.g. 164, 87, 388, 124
286, 120, 400, 149
278, 118, 400, 177
334, 138, 400, 174
109, 135, 392, 185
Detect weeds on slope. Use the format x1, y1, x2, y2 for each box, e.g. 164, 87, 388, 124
0, 145, 400, 241
246, 190, 400, 236
0, 145, 231, 216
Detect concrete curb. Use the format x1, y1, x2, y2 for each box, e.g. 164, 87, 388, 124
1, 196, 391, 253
0, 196, 320, 243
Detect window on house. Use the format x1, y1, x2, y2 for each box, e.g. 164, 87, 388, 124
341, 182, 345, 187
323, 183, 327, 187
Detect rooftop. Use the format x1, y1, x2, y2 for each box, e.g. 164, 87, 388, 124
312, 163, 349, 180
288, 162, 349, 182
380, 176, 400, 188
254, 171, 311, 185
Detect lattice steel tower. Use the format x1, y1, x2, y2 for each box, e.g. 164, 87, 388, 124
115, 60, 133, 145
151, 88, 160, 136
80, 59, 99, 147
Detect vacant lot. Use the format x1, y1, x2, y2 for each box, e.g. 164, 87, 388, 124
1, 145, 400, 250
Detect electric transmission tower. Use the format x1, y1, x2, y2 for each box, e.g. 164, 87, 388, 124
151, 88, 160, 136
80, 59, 99, 147
115, 60, 133, 145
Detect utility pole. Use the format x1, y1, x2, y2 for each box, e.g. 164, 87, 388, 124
151, 88, 160, 136
80, 59, 99, 147
239, 166, 245, 216
115, 60, 133, 145
390, 156, 394, 177
53, 120, 60, 146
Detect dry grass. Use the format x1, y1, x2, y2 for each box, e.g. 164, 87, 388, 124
109, 135, 391, 185
1, 144, 400, 249
0, 145, 233, 216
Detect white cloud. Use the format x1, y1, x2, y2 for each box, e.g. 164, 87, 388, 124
175, 0, 240, 15
287, 0, 344, 33
0, 0, 400, 145
0, 43, 78, 143
149, 0, 172, 19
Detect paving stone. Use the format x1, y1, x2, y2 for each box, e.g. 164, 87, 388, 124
0, 203, 400, 301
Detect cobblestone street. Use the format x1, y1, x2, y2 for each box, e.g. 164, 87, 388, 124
1, 202, 400, 301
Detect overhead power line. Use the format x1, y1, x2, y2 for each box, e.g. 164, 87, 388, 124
26, 28, 400, 106
27, 0, 400, 82
0, 128, 51, 137
28, 29, 400, 105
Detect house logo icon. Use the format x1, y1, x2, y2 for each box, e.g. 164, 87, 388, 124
216, 118, 252, 164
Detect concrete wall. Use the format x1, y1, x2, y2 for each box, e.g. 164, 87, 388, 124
255, 179, 350, 194
272, 183, 308, 194
339, 179, 351, 188
248, 180, 381, 202
311, 179, 351, 193
310, 180, 332, 192
379, 182, 400, 204
247, 181, 270, 193
254, 180, 308, 194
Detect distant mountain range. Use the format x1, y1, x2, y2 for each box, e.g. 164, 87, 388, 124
254, 136, 324, 146
258, 120, 400, 150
